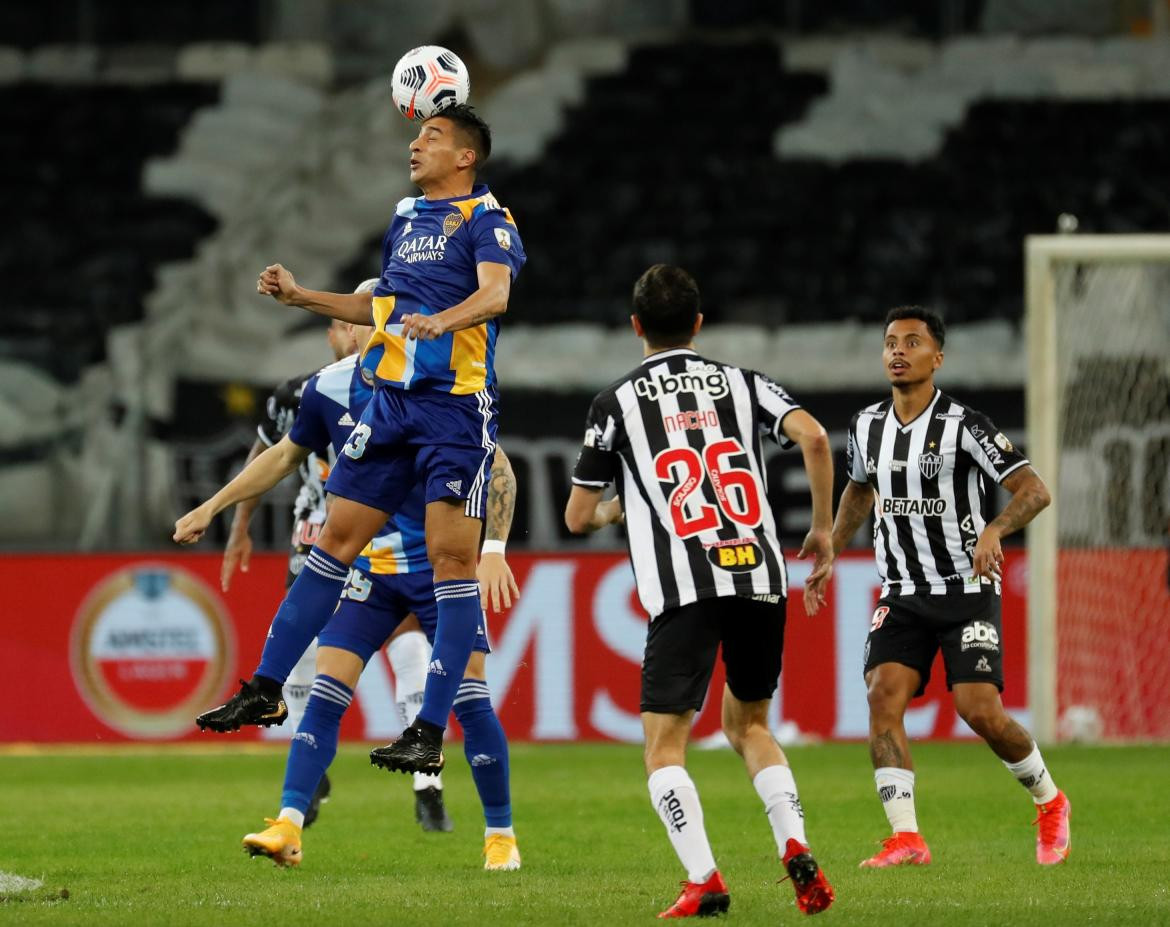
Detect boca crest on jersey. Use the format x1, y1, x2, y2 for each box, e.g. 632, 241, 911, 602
361, 184, 526, 396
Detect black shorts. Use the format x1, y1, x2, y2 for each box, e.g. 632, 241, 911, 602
641, 596, 787, 714
863, 589, 1004, 696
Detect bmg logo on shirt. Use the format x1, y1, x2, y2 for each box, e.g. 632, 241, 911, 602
634, 363, 729, 402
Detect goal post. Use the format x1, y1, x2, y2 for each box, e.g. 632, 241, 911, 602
1026, 234, 1170, 743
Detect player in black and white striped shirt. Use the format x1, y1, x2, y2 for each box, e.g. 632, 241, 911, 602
565, 265, 835, 917
818, 305, 1071, 869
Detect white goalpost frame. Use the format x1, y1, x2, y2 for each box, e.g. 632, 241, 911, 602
1025, 233, 1170, 743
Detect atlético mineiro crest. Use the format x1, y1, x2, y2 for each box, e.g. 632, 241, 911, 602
918, 451, 943, 480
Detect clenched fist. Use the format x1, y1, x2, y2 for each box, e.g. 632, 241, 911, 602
257, 263, 298, 305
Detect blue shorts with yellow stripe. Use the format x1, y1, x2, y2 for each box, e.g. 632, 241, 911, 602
325, 385, 498, 520
318, 567, 490, 662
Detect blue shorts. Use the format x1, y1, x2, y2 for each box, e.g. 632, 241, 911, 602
318, 567, 491, 663
325, 386, 498, 520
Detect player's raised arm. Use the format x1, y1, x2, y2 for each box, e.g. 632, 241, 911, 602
400, 260, 512, 341
477, 445, 521, 612
972, 465, 1051, 582
173, 435, 311, 546
257, 263, 374, 325
781, 409, 835, 614
221, 437, 266, 591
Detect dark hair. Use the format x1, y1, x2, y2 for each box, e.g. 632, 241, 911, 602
632, 265, 701, 348
884, 304, 946, 349
429, 103, 491, 169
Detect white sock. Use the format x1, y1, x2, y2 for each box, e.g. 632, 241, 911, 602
278, 807, 305, 828
388, 632, 442, 791
1003, 745, 1059, 804
874, 767, 919, 833
413, 771, 443, 791
388, 631, 429, 727
282, 638, 318, 731
485, 826, 515, 838
752, 764, 808, 854
648, 765, 717, 884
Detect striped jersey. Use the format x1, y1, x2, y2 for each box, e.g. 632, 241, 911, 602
572, 348, 801, 619
361, 184, 526, 395
845, 388, 1029, 596
287, 354, 429, 575
257, 370, 324, 557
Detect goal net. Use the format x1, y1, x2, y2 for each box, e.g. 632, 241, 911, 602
1026, 235, 1170, 743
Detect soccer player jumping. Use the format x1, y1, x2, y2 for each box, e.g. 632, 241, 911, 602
566, 265, 836, 917
203, 104, 525, 775
812, 306, 1071, 868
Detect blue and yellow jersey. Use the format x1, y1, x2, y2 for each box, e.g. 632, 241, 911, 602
288, 354, 429, 574
361, 183, 526, 395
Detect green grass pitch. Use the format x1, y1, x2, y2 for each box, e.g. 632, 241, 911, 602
1, 742, 1167, 925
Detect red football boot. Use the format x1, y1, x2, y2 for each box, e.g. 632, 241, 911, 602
859, 831, 932, 868
657, 870, 730, 919
1034, 790, 1071, 865
782, 839, 835, 915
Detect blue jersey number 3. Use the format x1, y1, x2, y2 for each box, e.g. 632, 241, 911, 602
343, 423, 372, 459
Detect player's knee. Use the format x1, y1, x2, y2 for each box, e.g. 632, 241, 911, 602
429, 549, 477, 582
956, 700, 1005, 738
866, 679, 906, 720
315, 525, 363, 565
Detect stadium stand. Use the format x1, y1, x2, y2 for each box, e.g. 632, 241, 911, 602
0, 81, 219, 382
2, 12, 1169, 548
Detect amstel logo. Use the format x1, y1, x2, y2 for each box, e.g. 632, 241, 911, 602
70, 565, 234, 738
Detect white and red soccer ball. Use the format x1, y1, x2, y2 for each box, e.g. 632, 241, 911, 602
391, 45, 470, 121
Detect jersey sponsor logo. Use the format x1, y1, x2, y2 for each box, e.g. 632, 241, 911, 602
445, 479, 463, 495
935, 411, 965, 420
396, 233, 448, 264
706, 541, 763, 573
870, 605, 890, 631
918, 451, 943, 479
634, 363, 729, 402
401, 221, 413, 236
974, 655, 993, 672
69, 566, 234, 738
494, 227, 512, 250
662, 409, 720, 433
961, 620, 1000, 652
880, 496, 949, 516
968, 423, 1006, 466
338, 412, 355, 427
442, 212, 464, 236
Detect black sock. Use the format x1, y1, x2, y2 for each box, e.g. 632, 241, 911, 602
250, 674, 283, 697
414, 718, 443, 743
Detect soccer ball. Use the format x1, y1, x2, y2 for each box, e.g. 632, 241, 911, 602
391, 46, 470, 121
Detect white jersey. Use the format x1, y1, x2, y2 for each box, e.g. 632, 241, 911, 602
572, 348, 802, 619
846, 388, 1029, 596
